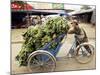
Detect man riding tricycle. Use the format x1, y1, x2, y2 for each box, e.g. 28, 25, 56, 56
16, 16, 94, 73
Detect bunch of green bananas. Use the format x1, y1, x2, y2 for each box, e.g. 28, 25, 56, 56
16, 17, 69, 66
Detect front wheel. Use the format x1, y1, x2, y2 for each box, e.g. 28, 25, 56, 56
27, 50, 56, 73
75, 43, 94, 64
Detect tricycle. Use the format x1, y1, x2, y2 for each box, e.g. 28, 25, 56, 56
27, 34, 94, 73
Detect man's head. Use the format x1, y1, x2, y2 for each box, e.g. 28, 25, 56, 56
68, 20, 79, 34
70, 20, 78, 27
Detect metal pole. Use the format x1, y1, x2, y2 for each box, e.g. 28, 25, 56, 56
25, 1, 30, 27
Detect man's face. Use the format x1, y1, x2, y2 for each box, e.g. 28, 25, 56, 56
68, 22, 76, 34
70, 22, 76, 28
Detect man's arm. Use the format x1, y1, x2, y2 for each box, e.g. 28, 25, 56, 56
68, 27, 75, 34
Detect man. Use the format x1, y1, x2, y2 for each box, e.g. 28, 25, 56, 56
41, 15, 46, 24
23, 15, 31, 27
68, 20, 92, 54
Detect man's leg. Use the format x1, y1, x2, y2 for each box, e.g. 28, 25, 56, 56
84, 45, 92, 54
76, 41, 79, 47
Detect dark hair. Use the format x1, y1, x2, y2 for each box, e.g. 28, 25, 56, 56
74, 22, 78, 25
71, 20, 78, 26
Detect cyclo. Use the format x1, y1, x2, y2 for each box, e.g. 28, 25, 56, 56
27, 33, 94, 72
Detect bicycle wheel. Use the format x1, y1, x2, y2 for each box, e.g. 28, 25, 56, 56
27, 50, 56, 73
75, 43, 94, 64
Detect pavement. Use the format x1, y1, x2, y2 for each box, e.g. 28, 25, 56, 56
11, 23, 96, 74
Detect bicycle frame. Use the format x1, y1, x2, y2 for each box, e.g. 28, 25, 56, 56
67, 35, 82, 57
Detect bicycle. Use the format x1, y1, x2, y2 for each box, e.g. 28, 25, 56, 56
67, 35, 94, 64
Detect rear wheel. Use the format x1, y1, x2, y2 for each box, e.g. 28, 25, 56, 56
75, 43, 94, 64
27, 50, 56, 73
